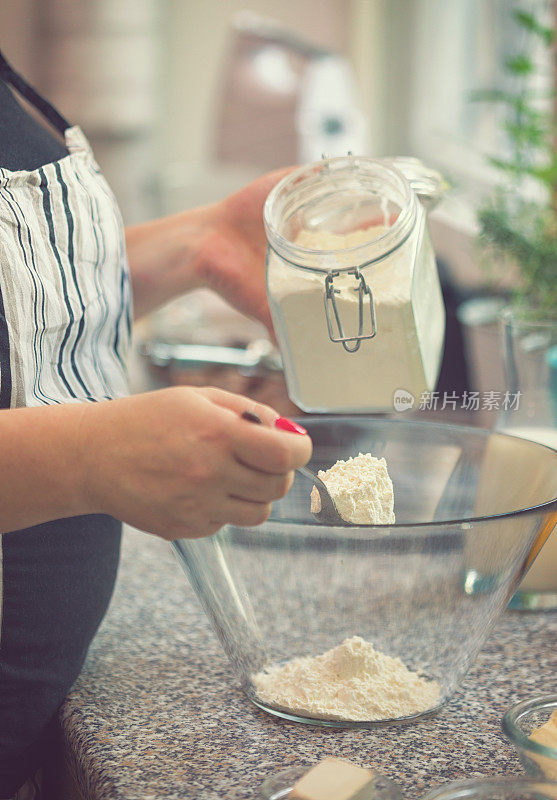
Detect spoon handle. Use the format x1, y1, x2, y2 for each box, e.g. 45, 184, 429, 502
297, 464, 319, 483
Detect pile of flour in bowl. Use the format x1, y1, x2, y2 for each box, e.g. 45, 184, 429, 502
252, 636, 440, 721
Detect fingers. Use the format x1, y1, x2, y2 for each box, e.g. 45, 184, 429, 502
195, 387, 279, 427
189, 388, 312, 474
226, 462, 294, 503
231, 421, 312, 474
254, 165, 297, 196
148, 499, 272, 540
220, 498, 273, 528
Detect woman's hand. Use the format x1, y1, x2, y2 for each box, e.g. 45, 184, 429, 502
77, 387, 311, 540
126, 167, 292, 329
196, 167, 292, 331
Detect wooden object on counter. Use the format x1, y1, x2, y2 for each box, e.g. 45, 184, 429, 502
530, 711, 557, 781
530, 710, 557, 750
291, 758, 374, 800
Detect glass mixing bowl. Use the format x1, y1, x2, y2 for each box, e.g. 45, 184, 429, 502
173, 418, 557, 727
502, 696, 557, 781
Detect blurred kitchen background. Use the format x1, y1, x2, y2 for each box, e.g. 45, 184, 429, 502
1, 0, 555, 421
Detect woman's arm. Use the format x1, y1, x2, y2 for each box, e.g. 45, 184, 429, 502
0, 402, 87, 530
0, 389, 311, 539
125, 167, 291, 326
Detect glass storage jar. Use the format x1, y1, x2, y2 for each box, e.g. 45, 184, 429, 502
264, 155, 446, 412
496, 311, 557, 609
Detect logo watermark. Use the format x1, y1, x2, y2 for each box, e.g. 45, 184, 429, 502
393, 389, 416, 412
393, 390, 522, 412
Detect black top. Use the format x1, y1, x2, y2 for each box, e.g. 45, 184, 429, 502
0, 50, 122, 798
0, 51, 69, 170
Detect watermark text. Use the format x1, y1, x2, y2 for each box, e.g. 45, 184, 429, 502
393, 389, 522, 412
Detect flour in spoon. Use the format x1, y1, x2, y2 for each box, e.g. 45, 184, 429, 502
252, 636, 440, 721
310, 452, 395, 524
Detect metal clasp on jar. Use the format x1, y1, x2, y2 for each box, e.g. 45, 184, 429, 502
324, 268, 377, 353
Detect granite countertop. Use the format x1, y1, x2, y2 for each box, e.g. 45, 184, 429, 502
59, 528, 557, 800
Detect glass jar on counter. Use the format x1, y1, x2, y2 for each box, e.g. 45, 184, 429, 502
497, 311, 557, 609
264, 155, 446, 413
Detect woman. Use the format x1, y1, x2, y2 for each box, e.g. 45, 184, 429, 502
0, 51, 311, 799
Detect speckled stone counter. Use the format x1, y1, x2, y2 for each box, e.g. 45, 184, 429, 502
59, 528, 557, 800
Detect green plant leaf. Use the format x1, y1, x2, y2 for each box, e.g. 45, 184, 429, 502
472, 6, 556, 318
505, 54, 534, 75
469, 88, 516, 104
513, 10, 555, 44
530, 161, 557, 188
504, 119, 546, 146
487, 156, 522, 174
509, 94, 532, 116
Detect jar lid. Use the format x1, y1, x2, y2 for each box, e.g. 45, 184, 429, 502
264, 155, 443, 273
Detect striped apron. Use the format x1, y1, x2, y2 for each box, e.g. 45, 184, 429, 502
0, 125, 132, 796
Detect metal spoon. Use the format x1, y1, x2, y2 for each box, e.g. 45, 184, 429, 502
240, 411, 346, 525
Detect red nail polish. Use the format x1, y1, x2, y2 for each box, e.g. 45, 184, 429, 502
274, 417, 307, 435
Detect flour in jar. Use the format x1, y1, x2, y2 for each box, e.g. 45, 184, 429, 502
267, 223, 445, 412
252, 636, 440, 721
